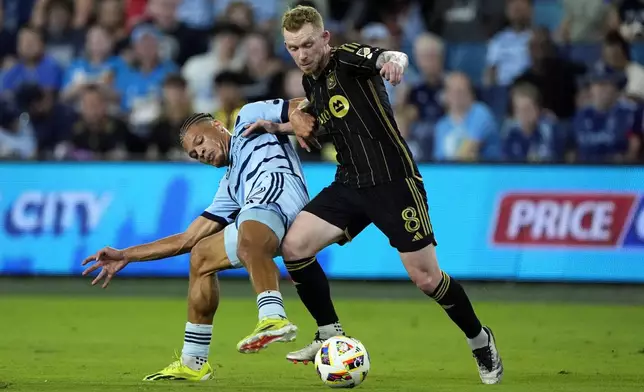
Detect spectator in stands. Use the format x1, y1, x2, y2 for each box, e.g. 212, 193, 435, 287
282, 67, 305, 99
37, 0, 85, 68
215, 0, 275, 32
176, 0, 216, 31
558, 0, 612, 43
147, 74, 191, 160
513, 26, 586, 119
2, 28, 62, 102
1, 0, 37, 35
61, 25, 119, 104
0, 97, 36, 159
212, 71, 246, 131
502, 83, 561, 162
401, 33, 445, 161
484, 0, 532, 86
241, 31, 284, 102
434, 72, 500, 161
571, 68, 641, 163
56, 85, 138, 160
608, 0, 644, 41
601, 30, 644, 101
182, 23, 245, 113
96, 0, 128, 50
14, 83, 75, 155
136, 0, 208, 66
424, 0, 506, 42
114, 25, 177, 127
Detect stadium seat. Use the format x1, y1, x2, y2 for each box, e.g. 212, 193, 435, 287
445, 42, 487, 85
533, 0, 564, 31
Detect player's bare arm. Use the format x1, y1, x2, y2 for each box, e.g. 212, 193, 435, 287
82, 216, 222, 288
376, 50, 409, 86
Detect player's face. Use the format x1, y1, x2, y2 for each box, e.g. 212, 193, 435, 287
283, 24, 330, 75
182, 121, 230, 167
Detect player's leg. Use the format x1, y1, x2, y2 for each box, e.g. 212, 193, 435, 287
366, 178, 503, 384
144, 230, 235, 381
282, 183, 370, 363
234, 207, 297, 353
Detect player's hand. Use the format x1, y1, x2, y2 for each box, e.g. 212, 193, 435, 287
242, 119, 282, 137
290, 109, 321, 152
380, 61, 404, 86
81, 247, 129, 288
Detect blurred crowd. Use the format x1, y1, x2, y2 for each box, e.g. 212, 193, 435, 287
1, 0, 644, 164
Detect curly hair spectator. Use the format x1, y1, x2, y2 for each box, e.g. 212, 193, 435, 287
434, 72, 500, 161
502, 83, 562, 162
571, 68, 641, 163
147, 74, 192, 160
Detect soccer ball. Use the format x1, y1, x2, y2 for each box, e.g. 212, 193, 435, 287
314, 336, 370, 388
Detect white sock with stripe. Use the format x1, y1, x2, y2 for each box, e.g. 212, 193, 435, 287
181, 322, 212, 371
257, 290, 287, 320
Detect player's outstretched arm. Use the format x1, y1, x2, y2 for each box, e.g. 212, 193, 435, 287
81, 217, 222, 288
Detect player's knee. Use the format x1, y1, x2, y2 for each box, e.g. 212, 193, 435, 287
281, 231, 311, 260
408, 269, 442, 293
236, 222, 276, 264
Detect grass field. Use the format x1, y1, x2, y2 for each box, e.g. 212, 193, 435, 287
1, 279, 644, 391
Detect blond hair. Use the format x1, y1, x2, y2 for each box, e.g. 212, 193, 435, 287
281, 5, 324, 32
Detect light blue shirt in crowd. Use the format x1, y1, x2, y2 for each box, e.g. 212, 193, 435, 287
486, 28, 532, 86
434, 102, 500, 160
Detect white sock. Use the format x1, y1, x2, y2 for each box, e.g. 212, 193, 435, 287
181, 322, 212, 371
257, 290, 287, 320
466, 328, 489, 350
318, 322, 345, 340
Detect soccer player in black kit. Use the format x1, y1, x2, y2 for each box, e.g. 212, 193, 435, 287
245, 5, 503, 384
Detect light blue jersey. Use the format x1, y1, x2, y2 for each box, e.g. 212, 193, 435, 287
201, 99, 309, 267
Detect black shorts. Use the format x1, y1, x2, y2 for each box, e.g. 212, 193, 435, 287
303, 177, 437, 252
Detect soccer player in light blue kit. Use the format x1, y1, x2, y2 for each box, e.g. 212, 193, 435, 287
82, 98, 322, 381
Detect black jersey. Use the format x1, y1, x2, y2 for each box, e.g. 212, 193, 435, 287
303, 42, 422, 188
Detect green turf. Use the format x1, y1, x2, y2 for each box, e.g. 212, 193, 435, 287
1, 293, 643, 392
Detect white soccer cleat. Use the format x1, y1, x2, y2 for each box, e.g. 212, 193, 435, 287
286, 332, 324, 364
472, 326, 503, 384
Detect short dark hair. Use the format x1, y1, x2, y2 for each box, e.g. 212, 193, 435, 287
604, 30, 631, 61
214, 71, 246, 86
179, 113, 213, 142
163, 73, 187, 89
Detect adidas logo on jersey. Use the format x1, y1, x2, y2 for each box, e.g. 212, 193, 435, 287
412, 232, 424, 242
